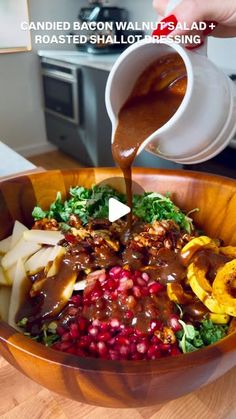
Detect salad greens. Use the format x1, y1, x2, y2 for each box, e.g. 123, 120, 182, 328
177, 320, 228, 353
32, 185, 195, 232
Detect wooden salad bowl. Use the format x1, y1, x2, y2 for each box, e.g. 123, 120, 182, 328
0, 168, 236, 408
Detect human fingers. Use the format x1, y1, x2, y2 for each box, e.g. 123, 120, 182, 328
152, 0, 169, 16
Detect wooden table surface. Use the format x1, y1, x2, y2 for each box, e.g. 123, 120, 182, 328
0, 356, 235, 419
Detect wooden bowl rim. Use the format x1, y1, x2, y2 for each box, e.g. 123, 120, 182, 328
0, 167, 236, 373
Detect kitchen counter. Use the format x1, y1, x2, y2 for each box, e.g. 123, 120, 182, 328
0, 355, 236, 418
0, 142, 36, 178
38, 50, 120, 71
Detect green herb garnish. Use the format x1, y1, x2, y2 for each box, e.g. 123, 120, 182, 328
176, 320, 228, 353
32, 185, 195, 232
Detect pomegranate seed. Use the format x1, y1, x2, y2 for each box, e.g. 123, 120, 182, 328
91, 289, 103, 301
70, 323, 79, 339
110, 318, 120, 328
106, 278, 117, 291
168, 315, 182, 332
109, 350, 119, 360
99, 322, 109, 332
148, 282, 164, 294
124, 310, 134, 320
170, 347, 181, 356
98, 273, 107, 283
92, 319, 101, 327
77, 317, 88, 332
108, 337, 116, 346
115, 335, 129, 346
151, 335, 162, 344
77, 335, 92, 348
57, 326, 65, 336
97, 342, 108, 357
130, 342, 137, 354
149, 320, 162, 332
67, 346, 77, 355
118, 279, 133, 291
131, 352, 143, 360
119, 345, 130, 356
121, 326, 134, 336
133, 286, 142, 298
160, 343, 171, 353
89, 342, 98, 353
61, 332, 71, 342
130, 335, 138, 344
65, 234, 77, 244
59, 341, 73, 351
109, 266, 122, 277
136, 341, 149, 354
110, 291, 118, 300
141, 272, 149, 282
98, 332, 111, 342
88, 326, 99, 337
67, 307, 79, 316
134, 328, 146, 338
147, 345, 161, 360
120, 269, 132, 279
136, 277, 146, 287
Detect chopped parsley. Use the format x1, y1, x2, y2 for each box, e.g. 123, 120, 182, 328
176, 320, 228, 353
32, 185, 195, 232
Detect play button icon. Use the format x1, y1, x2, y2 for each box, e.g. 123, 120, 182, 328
108, 198, 131, 223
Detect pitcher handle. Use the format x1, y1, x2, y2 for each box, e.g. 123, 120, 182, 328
160, 0, 217, 56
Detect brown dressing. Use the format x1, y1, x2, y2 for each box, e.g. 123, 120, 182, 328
112, 53, 187, 229
16, 259, 76, 333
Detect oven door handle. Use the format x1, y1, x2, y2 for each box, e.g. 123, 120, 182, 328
42, 70, 76, 83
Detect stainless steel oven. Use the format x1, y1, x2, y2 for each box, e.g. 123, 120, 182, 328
41, 57, 80, 125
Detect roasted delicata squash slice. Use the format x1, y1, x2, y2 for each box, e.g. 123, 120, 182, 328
187, 263, 226, 314
167, 282, 193, 304
181, 236, 219, 266
219, 246, 236, 258
212, 259, 236, 316
208, 313, 230, 324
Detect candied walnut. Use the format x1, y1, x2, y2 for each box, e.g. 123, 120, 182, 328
164, 238, 173, 249
71, 227, 90, 240
68, 214, 82, 228
33, 218, 59, 231
154, 326, 176, 344
90, 230, 120, 252
148, 221, 166, 236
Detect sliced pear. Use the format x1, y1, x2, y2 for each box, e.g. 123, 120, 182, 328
0, 235, 12, 255
24, 230, 64, 246
5, 263, 17, 286
0, 286, 12, 321
25, 247, 53, 274
0, 261, 10, 286
187, 262, 226, 314
25, 245, 65, 275
212, 259, 236, 317
1, 238, 41, 271
10, 221, 29, 249
8, 259, 27, 331
46, 247, 66, 277
73, 279, 86, 291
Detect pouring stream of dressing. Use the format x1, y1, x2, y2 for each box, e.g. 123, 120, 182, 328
112, 52, 187, 232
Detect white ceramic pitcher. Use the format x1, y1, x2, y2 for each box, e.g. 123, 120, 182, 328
105, 16, 236, 164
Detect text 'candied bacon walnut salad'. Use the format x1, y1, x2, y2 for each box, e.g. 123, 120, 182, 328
0, 185, 235, 360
